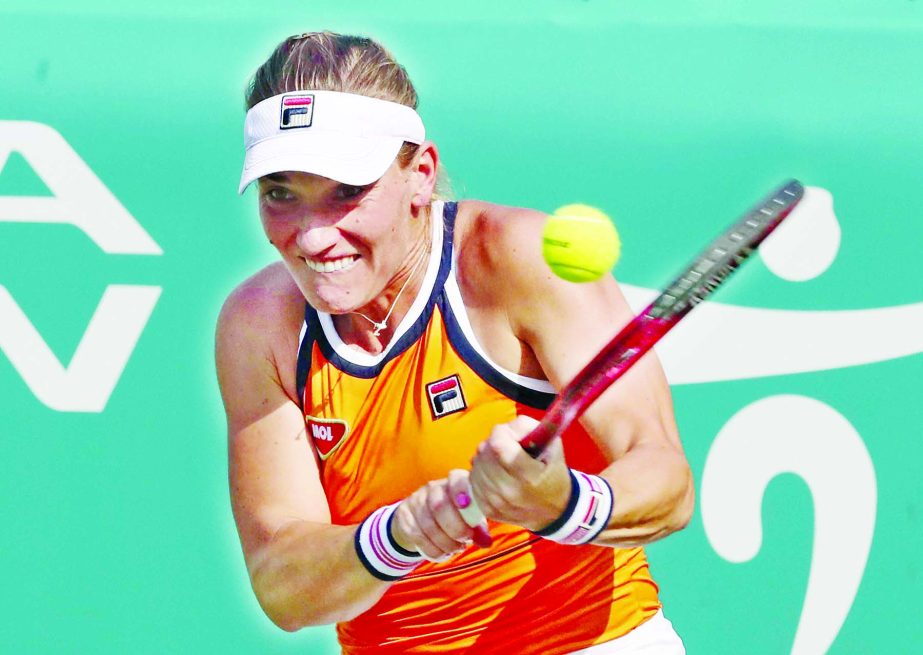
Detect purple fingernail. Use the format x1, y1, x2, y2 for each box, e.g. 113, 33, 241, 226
455, 492, 471, 508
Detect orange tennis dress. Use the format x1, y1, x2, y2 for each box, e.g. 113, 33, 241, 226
296, 202, 661, 654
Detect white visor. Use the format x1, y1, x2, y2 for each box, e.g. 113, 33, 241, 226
239, 90, 425, 194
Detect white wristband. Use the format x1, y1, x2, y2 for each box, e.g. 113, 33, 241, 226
534, 470, 614, 545
355, 502, 424, 581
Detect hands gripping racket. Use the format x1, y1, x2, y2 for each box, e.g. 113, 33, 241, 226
459, 179, 805, 537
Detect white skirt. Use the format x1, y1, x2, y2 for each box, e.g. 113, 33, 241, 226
569, 610, 685, 655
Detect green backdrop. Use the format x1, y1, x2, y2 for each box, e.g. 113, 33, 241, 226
2, 2, 921, 653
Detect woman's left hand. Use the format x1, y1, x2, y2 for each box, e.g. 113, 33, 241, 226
468, 415, 573, 532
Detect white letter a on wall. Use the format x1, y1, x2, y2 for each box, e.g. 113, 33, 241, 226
0, 121, 162, 254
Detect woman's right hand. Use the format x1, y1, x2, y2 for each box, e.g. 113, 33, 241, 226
390, 469, 487, 561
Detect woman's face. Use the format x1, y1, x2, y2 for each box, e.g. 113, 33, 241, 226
257, 160, 423, 315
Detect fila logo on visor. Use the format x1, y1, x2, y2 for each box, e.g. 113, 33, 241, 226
306, 415, 349, 459
426, 375, 467, 419
280, 94, 315, 129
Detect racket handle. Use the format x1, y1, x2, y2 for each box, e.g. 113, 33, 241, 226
457, 485, 493, 548
519, 417, 560, 458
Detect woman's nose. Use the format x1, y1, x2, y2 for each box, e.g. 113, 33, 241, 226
295, 221, 340, 256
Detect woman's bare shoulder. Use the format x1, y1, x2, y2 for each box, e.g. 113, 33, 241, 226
454, 199, 550, 303
215, 262, 306, 404
218, 262, 303, 333
455, 200, 546, 243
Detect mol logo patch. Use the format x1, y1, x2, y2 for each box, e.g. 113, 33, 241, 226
280, 94, 314, 129
306, 416, 350, 460
426, 374, 467, 419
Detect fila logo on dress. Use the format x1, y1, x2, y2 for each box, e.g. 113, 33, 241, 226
426, 374, 467, 419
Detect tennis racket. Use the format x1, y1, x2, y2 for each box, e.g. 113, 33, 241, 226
460, 179, 805, 537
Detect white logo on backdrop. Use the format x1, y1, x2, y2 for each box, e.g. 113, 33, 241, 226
623, 186, 919, 654
701, 395, 876, 655
0, 121, 162, 412
624, 187, 923, 383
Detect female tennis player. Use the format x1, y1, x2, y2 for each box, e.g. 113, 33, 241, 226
216, 31, 693, 654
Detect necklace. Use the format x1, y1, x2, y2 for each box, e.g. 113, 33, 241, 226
352, 239, 430, 338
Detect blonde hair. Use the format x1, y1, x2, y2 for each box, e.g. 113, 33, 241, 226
246, 32, 440, 177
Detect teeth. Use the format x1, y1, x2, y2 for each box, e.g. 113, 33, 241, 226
304, 255, 358, 273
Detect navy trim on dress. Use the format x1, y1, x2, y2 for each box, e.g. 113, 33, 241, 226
437, 293, 556, 410
300, 203, 458, 380
295, 200, 556, 409
295, 311, 317, 411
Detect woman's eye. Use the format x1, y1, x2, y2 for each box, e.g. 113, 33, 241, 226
263, 187, 294, 202
337, 184, 368, 200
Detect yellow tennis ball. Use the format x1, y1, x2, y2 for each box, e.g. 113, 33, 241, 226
542, 204, 621, 282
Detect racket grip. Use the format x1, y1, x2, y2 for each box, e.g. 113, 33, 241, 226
519, 418, 559, 458
457, 485, 493, 548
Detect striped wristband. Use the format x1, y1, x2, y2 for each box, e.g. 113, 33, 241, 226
355, 502, 424, 581
534, 470, 614, 545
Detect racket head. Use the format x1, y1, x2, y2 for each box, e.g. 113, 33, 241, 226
520, 179, 805, 457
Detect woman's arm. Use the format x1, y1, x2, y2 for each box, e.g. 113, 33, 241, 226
463, 203, 694, 547
216, 270, 391, 630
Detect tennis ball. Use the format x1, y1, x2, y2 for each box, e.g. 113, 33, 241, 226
542, 204, 621, 282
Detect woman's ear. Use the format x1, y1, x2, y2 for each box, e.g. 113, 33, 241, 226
409, 141, 439, 210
